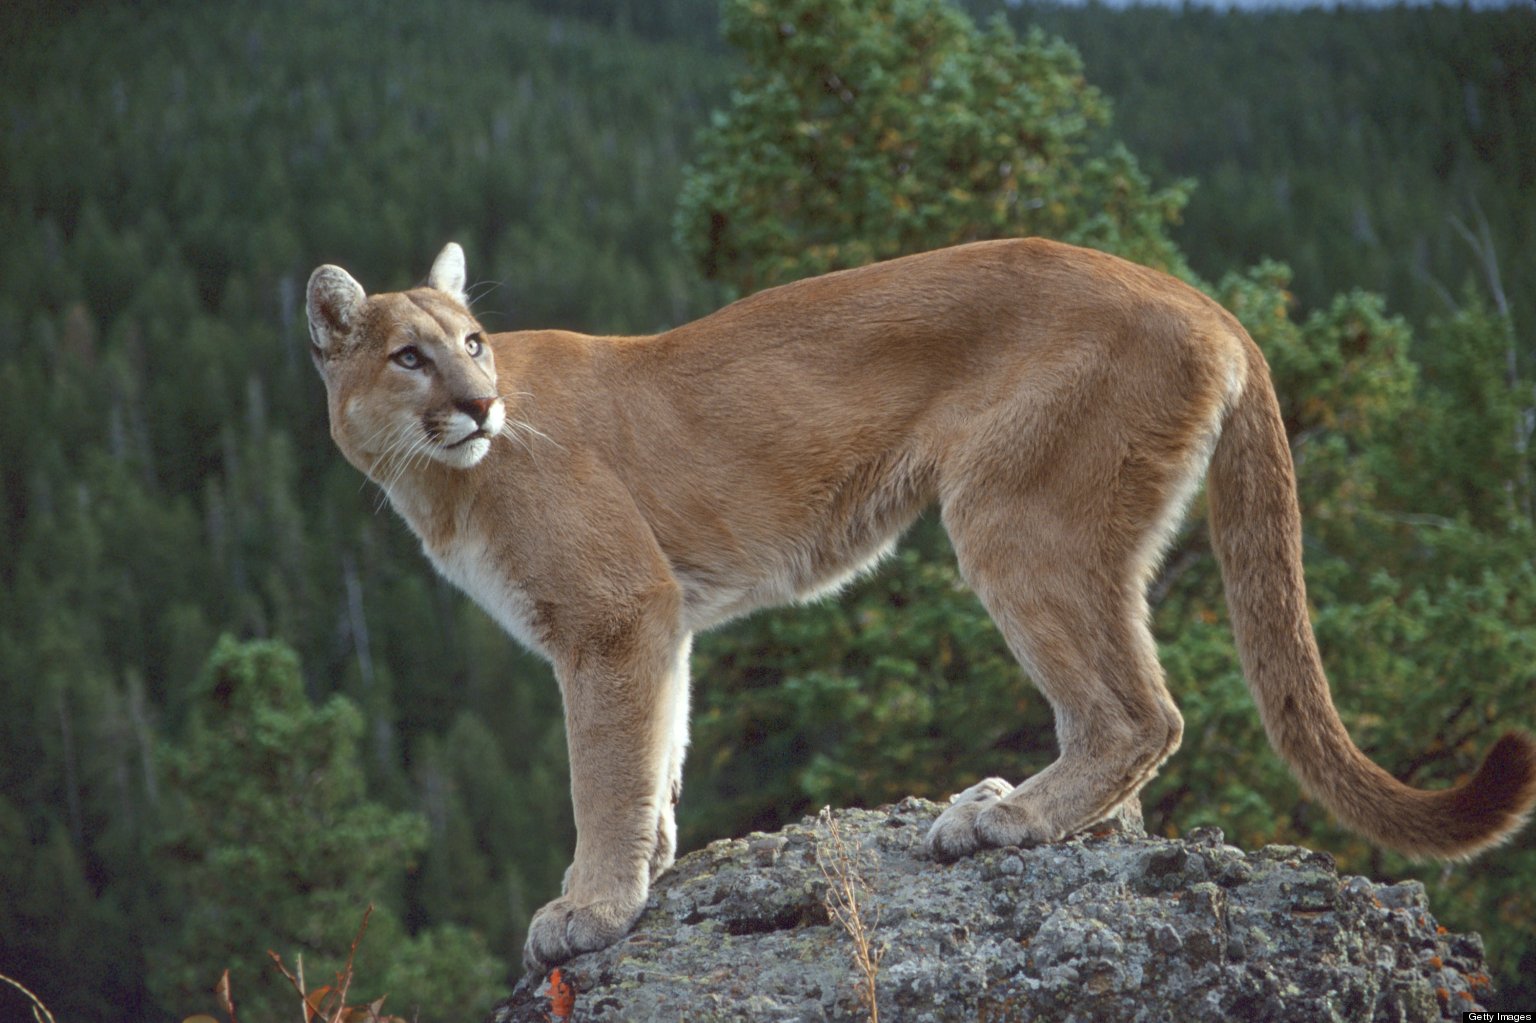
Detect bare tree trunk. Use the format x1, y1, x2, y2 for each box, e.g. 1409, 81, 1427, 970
57, 688, 83, 848
1451, 201, 1533, 523
127, 671, 159, 807
341, 552, 375, 690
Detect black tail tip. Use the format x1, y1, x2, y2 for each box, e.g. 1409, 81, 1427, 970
1458, 729, 1536, 848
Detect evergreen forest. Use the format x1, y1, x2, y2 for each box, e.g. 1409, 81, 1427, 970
1, 0, 1532, 1019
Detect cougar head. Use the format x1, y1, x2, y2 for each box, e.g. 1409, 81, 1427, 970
306, 243, 505, 475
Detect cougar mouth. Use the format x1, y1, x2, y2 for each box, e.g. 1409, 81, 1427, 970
433, 400, 504, 468
437, 430, 493, 470
447, 428, 489, 449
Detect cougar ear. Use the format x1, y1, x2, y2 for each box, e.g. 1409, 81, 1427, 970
306, 264, 367, 355
427, 242, 467, 304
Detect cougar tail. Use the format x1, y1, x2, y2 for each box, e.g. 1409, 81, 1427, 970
1206, 337, 1536, 859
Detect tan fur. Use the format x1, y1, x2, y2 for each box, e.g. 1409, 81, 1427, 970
306, 238, 1536, 970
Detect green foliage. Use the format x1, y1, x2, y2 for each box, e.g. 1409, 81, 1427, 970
965, 0, 1536, 347
408, 711, 573, 960
676, 0, 1188, 293
149, 637, 505, 1021
0, 2, 724, 1017
1410, 298, 1536, 532
686, 546, 1053, 841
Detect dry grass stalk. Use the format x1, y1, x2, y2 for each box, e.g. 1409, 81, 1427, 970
266, 904, 402, 1023
0, 972, 59, 1023
816, 808, 885, 1023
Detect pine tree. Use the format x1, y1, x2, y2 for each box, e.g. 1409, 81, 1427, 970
148, 637, 506, 1021
675, 0, 1189, 294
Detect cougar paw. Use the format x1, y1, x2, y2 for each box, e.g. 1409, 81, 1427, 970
521, 893, 644, 972
924, 777, 1013, 861
973, 797, 1059, 849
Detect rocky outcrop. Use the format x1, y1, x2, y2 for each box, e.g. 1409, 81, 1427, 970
487, 798, 1494, 1022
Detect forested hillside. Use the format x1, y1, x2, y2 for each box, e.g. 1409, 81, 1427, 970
1, 1, 1532, 1020
0, 3, 729, 1018
972, 0, 1536, 339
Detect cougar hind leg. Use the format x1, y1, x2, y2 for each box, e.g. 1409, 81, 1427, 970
925, 503, 1182, 858
923, 393, 1218, 860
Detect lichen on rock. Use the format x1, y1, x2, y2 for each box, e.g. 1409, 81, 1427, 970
486, 798, 1493, 1022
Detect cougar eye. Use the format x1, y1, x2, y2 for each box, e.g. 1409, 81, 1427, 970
391, 345, 426, 370
465, 332, 485, 357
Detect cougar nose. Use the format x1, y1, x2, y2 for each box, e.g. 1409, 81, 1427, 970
456, 396, 497, 425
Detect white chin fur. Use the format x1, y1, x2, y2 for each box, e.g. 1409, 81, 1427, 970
439, 435, 492, 469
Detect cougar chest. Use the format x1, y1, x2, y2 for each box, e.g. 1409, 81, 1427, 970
424, 530, 549, 660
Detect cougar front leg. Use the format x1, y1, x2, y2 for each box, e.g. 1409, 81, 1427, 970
650, 636, 692, 881
523, 600, 689, 972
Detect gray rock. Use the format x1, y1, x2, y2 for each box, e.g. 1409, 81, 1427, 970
486, 799, 1493, 1022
